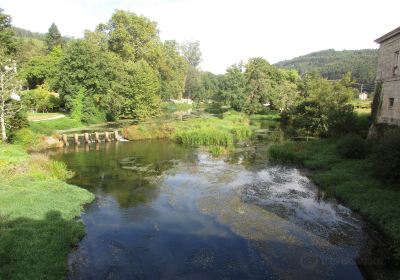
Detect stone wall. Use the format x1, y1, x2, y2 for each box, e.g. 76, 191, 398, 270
376, 35, 400, 80
376, 33, 400, 125
377, 80, 400, 125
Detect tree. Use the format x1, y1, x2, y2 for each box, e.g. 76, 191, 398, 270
45, 23, 63, 51
159, 40, 188, 100
114, 60, 161, 119
181, 41, 202, 68
218, 64, 246, 110
290, 72, 357, 137
56, 40, 120, 110
22, 46, 63, 89
184, 67, 202, 99
0, 9, 17, 56
0, 55, 21, 142
193, 71, 219, 102
243, 57, 276, 114
102, 10, 162, 67
21, 84, 60, 113
181, 41, 202, 99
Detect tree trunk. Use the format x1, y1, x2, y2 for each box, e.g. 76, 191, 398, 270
0, 107, 6, 142
0, 73, 6, 142
182, 73, 188, 100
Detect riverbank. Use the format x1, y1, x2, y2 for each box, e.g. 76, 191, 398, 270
0, 144, 94, 279
268, 139, 400, 260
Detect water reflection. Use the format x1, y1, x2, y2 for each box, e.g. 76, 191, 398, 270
49, 140, 391, 279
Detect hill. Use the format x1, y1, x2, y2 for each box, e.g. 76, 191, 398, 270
275, 49, 378, 85
13, 27, 45, 40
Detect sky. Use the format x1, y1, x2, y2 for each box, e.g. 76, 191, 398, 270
1, 0, 399, 74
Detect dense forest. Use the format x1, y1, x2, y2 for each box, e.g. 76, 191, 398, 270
275, 49, 378, 85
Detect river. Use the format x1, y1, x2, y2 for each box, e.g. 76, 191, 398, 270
49, 127, 392, 279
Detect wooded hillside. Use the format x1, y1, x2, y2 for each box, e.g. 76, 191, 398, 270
275, 49, 378, 84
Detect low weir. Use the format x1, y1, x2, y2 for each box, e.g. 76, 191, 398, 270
60, 130, 123, 146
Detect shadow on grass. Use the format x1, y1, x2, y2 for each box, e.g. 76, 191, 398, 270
0, 211, 86, 280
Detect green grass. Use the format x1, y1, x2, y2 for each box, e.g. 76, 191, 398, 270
0, 144, 94, 279
123, 111, 252, 154
268, 139, 400, 258
29, 117, 83, 135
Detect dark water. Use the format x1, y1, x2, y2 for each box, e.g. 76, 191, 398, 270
50, 140, 391, 280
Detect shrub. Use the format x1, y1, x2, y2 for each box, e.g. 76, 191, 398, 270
327, 105, 357, 137
268, 142, 303, 164
337, 134, 367, 159
13, 128, 42, 149
372, 131, 400, 182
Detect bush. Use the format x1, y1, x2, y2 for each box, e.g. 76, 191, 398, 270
337, 134, 367, 159
372, 131, 400, 182
13, 128, 42, 149
268, 142, 303, 164
327, 105, 357, 137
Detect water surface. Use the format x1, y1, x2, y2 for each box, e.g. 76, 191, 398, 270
51, 140, 389, 279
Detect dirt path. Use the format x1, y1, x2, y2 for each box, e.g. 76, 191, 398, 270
30, 114, 66, 122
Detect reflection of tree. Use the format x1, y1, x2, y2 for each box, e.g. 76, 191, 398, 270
51, 140, 196, 208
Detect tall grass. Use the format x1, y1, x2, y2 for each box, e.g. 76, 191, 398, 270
174, 128, 234, 147
123, 111, 252, 155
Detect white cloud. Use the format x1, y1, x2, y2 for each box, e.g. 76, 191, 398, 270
1, 0, 399, 73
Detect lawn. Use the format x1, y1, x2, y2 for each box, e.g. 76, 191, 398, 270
28, 116, 83, 135
0, 144, 94, 279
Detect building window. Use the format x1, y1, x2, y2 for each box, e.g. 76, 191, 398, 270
389, 97, 395, 108
394, 51, 400, 76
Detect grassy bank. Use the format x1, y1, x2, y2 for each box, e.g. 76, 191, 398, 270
29, 116, 83, 135
10, 115, 85, 151
268, 139, 400, 258
0, 144, 94, 279
123, 111, 252, 156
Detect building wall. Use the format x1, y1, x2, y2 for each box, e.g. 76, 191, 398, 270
377, 80, 400, 125
376, 33, 400, 125
376, 35, 400, 80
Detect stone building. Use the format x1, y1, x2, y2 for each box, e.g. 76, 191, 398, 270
375, 26, 400, 125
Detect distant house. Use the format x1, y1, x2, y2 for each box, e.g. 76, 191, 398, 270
359, 92, 368, 100
374, 26, 400, 125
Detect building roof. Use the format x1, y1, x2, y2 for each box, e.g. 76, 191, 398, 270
375, 26, 400, 44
